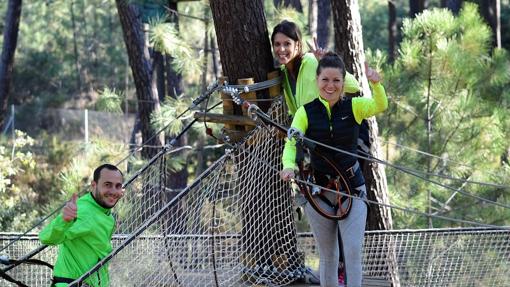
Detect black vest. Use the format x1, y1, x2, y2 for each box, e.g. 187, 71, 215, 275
304, 98, 359, 174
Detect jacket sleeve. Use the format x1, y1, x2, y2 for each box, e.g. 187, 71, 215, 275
282, 107, 308, 170
352, 82, 388, 124
39, 208, 93, 245
344, 72, 361, 94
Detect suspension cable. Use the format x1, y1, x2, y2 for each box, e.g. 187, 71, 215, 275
227, 129, 509, 230
380, 139, 507, 181
225, 90, 510, 210
68, 155, 229, 287
0, 83, 221, 256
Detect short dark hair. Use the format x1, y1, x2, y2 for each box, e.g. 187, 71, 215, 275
317, 52, 346, 78
93, 164, 123, 182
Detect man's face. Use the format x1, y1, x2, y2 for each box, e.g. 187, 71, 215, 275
91, 168, 124, 208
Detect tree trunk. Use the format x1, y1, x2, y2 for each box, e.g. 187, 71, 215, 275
440, 0, 463, 14
332, 0, 393, 231
70, 1, 83, 94
210, 0, 275, 112
317, 0, 331, 48
308, 0, 317, 39
331, 0, 399, 284
154, 50, 166, 101
165, 1, 183, 99
210, 0, 301, 282
116, 0, 163, 159
210, 33, 220, 79
409, 0, 428, 18
388, 1, 397, 63
0, 0, 22, 129
480, 0, 501, 48
273, 0, 303, 12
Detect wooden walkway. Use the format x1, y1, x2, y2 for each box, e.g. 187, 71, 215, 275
278, 277, 391, 287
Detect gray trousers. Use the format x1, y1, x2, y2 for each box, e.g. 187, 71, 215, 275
304, 185, 367, 287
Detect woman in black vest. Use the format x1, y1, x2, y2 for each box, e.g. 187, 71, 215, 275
280, 52, 388, 287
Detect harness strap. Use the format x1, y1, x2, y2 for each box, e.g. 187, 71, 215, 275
52, 276, 91, 287
52, 276, 75, 284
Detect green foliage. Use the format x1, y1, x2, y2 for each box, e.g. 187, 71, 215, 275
377, 4, 510, 228
149, 18, 203, 77
96, 88, 124, 114
0, 131, 59, 231
266, 6, 307, 35
359, 0, 388, 53
0, 127, 132, 231
151, 96, 187, 137
3, 0, 510, 233
10, 0, 130, 107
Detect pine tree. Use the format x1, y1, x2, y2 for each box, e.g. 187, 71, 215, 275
381, 3, 510, 228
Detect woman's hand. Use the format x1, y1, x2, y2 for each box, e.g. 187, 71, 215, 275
280, 168, 295, 181
365, 62, 382, 84
307, 37, 326, 60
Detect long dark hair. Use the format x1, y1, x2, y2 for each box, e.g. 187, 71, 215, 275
271, 20, 304, 76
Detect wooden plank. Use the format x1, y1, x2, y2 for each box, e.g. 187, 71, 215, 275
238, 78, 257, 132
220, 76, 237, 130
289, 276, 391, 287
267, 70, 281, 98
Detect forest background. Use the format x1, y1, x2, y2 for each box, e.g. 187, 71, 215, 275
0, 0, 509, 233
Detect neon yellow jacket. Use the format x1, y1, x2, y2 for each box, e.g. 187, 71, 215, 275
39, 193, 115, 287
281, 53, 360, 116
282, 82, 387, 170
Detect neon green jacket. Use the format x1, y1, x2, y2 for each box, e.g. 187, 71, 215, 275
281, 53, 360, 116
39, 193, 115, 287
282, 82, 387, 170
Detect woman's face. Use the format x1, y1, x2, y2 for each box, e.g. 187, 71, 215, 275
272, 32, 300, 66
317, 67, 344, 106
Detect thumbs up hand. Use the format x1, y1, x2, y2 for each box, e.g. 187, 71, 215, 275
62, 193, 78, 222
365, 62, 381, 84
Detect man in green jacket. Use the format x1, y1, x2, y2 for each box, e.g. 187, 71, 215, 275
40, 164, 124, 287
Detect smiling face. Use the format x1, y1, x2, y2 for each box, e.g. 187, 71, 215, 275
272, 32, 300, 66
317, 67, 345, 107
91, 168, 124, 208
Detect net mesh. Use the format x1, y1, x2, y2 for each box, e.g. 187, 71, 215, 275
2, 100, 510, 286
104, 99, 302, 286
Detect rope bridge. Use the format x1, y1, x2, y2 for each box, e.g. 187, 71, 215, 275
2, 228, 509, 286
1, 83, 510, 286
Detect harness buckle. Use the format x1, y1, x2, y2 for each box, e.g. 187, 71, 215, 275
345, 166, 355, 179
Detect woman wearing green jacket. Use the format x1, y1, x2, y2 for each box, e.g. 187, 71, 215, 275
280, 53, 388, 287
40, 164, 124, 287
270, 20, 360, 116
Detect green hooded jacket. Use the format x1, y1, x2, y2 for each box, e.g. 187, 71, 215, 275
281, 53, 360, 116
39, 192, 115, 287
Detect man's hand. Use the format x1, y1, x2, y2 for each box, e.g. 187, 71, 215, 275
62, 193, 78, 222
280, 168, 295, 181
365, 62, 382, 84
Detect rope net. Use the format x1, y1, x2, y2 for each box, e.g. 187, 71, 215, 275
2, 100, 510, 286
101, 99, 302, 286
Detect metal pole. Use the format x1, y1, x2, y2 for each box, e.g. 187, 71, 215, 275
11, 105, 15, 160
11, 105, 14, 137
84, 109, 88, 144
